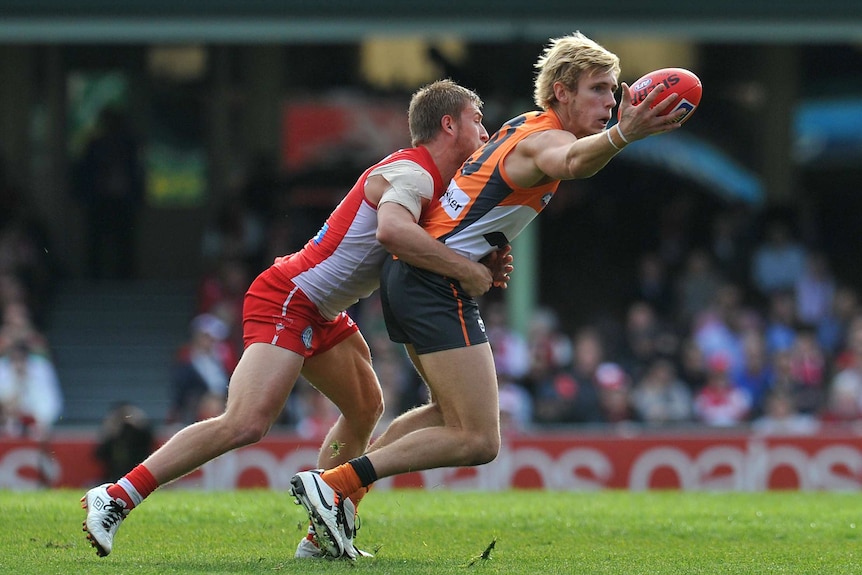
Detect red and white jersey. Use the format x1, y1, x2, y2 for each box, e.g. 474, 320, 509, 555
271, 146, 444, 320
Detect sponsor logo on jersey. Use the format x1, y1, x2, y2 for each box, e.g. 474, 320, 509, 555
440, 183, 470, 219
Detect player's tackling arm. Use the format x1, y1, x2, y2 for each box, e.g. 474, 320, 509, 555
376, 201, 495, 297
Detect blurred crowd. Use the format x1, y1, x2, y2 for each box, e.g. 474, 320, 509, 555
480, 216, 862, 436
3, 144, 862, 445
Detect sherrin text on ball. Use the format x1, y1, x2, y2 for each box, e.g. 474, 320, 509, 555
622, 67, 702, 125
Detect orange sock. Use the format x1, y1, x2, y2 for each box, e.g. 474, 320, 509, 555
347, 484, 373, 508
320, 463, 363, 497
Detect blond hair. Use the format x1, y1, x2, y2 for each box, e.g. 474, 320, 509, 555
408, 79, 483, 146
533, 32, 621, 110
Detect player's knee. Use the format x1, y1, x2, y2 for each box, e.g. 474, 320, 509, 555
360, 386, 385, 424
464, 431, 500, 466
237, 421, 270, 445
219, 414, 270, 448
341, 381, 385, 429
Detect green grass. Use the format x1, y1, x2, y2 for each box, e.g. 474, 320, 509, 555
4, 488, 860, 574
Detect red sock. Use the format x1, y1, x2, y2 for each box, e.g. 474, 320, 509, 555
305, 523, 317, 543
107, 464, 159, 510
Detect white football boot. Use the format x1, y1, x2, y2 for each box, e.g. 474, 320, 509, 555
81, 483, 129, 557
337, 496, 359, 560
295, 509, 374, 560
294, 526, 325, 558
289, 471, 345, 557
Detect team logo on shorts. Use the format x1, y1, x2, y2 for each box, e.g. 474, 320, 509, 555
301, 326, 313, 349
478, 317, 486, 333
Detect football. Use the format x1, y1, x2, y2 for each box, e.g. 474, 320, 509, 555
622, 67, 702, 125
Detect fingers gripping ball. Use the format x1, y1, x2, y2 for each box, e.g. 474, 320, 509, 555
622, 67, 702, 125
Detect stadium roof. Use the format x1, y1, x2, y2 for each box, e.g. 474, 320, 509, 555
0, 1, 861, 43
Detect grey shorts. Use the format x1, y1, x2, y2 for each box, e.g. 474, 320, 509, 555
379, 256, 488, 355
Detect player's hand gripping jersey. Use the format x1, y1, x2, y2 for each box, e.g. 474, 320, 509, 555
421, 111, 563, 261
272, 147, 445, 320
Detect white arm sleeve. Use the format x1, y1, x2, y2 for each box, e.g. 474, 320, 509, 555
370, 159, 435, 222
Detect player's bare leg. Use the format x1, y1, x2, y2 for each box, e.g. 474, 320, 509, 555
142, 343, 303, 482
295, 332, 383, 558
365, 345, 443, 454
83, 343, 303, 557
302, 332, 384, 469
367, 342, 500, 476
290, 343, 498, 558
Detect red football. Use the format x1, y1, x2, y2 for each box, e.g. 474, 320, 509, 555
621, 67, 702, 125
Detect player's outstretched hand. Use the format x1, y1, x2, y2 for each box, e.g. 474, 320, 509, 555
616, 83, 686, 141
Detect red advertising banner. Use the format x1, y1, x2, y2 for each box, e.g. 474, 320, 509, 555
281, 99, 409, 173
2, 431, 861, 491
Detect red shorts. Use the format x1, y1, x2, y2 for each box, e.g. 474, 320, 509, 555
243, 266, 359, 358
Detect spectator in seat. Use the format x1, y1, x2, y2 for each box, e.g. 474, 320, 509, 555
524, 307, 572, 392
815, 285, 859, 357
484, 300, 530, 386
0, 341, 63, 439
196, 257, 250, 357
594, 361, 635, 425
533, 327, 604, 425
677, 337, 709, 393
751, 220, 807, 300
0, 300, 49, 357
751, 389, 819, 436
820, 324, 862, 428
795, 251, 836, 329
787, 329, 827, 415
675, 249, 724, 329
166, 314, 238, 425
631, 357, 692, 426
94, 402, 156, 483
764, 290, 798, 356
731, 330, 774, 418
618, 300, 663, 383
630, 252, 674, 318
693, 355, 751, 427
